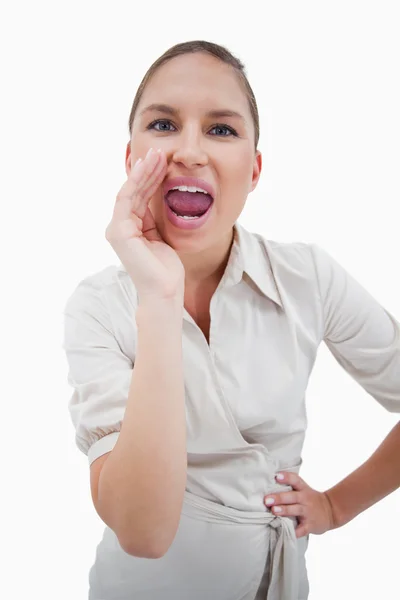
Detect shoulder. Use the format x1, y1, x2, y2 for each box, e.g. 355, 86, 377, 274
63, 263, 138, 317
251, 229, 319, 278
63, 263, 139, 368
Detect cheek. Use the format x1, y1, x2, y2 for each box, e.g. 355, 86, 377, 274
223, 157, 253, 196
129, 136, 149, 164
226, 148, 253, 174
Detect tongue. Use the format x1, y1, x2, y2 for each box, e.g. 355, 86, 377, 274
166, 190, 213, 217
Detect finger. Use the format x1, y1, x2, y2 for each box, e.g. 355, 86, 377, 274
125, 150, 164, 217
113, 151, 163, 222
275, 472, 307, 491
271, 503, 305, 518
264, 491, 300, 507
139, 153, 168, 209
128, 150, 167, 218
128, 148, 160, 189
295, 523, 309, 539
141, 206, 163, 242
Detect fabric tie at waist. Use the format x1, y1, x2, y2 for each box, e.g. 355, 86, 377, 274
182, 490, 299, 600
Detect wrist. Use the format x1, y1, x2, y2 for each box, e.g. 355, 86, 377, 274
323, 489, 348, 530
136, 295, 184, 320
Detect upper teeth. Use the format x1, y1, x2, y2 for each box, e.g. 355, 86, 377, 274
170, 185, 210, 195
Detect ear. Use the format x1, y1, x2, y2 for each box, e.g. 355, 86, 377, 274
125, 141, 132, 177
249, 150, 262, 193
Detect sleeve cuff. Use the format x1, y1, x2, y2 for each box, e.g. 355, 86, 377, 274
88, 431, 120, 467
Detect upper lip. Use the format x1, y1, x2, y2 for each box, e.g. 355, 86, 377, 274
162, 177, 215, 200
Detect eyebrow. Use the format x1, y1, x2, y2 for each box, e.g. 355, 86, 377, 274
139, 103, 246, 122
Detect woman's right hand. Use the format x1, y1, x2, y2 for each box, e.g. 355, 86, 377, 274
105, 147, 185, 303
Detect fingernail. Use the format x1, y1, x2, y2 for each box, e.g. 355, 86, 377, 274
134, 157, 142, 167
273, 506, 282, 513
276, 474, 284, 481
265, 497, 275, 506
146, 147, 154, 158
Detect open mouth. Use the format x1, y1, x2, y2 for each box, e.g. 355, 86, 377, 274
165, 189, 214, 217
164, 190, 214, 230
168, 205, 209, 219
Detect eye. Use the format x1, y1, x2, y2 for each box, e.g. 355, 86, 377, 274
147, 119, 176, 133
147, 119, 238, 137
210, 124, 238, 137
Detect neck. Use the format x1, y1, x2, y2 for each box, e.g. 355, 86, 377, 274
179, 227, 234, 289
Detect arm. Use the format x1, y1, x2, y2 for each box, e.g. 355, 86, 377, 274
263, 244, 400, 537
324, 420, 400, 528
97, 297, 187, 558
311, 242, 400, 527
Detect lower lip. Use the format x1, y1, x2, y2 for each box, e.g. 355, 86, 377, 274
164, 199, 213, 230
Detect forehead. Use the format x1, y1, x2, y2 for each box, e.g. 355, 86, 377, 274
138, 53, 249, 114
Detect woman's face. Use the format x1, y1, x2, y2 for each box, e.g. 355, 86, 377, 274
127, 52, 262, 253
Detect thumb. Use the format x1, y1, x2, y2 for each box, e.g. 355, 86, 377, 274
295, 523, 308, 539
141, 205, 163, 242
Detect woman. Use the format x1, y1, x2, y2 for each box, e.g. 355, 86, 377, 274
63, 40, 400, 600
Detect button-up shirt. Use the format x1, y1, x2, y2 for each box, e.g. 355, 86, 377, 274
63, 221, 400, 600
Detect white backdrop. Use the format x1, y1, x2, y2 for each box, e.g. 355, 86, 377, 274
2, 1, 399, 599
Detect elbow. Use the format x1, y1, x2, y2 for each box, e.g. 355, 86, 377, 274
110, 494, 183, 559
119, 538, 165, 559
118, 527, 176, 559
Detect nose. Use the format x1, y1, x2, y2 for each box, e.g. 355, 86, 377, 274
169, 129, 208, 169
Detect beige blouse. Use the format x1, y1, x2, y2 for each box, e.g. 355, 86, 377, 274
63, 221, 400, 600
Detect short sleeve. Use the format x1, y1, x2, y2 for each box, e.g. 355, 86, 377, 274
63, 279, 133, 466
310, 243, 400, 413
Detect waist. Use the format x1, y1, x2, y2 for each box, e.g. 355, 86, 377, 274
182, 488, 297, 529
181, 490, 301, 600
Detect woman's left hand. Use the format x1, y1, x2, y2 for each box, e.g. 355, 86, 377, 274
264, 471, 336, 539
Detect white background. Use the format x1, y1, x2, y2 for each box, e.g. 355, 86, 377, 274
1, 1, 399, 598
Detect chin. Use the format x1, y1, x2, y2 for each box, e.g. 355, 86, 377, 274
161, 229, 208, 251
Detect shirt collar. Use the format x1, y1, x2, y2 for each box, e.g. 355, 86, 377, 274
229, 221, 283, 308
117, 220, 283, 309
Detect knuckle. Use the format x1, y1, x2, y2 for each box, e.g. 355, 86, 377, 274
117, 181, 131, 196
105, 222, 122, 242
300, 493, 309, 506
132, 191, 144, 205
